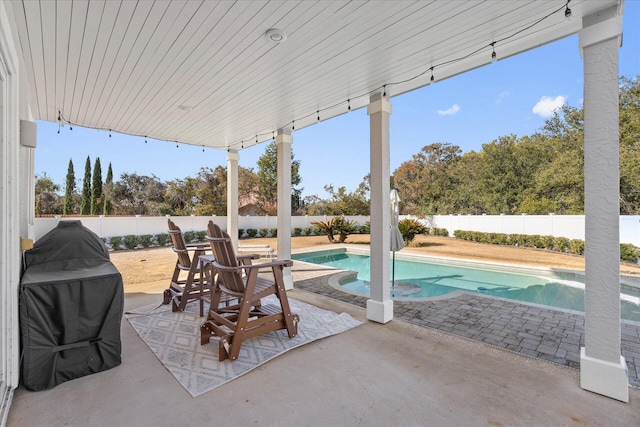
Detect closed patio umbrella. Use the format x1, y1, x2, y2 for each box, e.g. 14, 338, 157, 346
390, 189, 405, 290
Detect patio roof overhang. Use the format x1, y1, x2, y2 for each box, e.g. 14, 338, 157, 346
9, 0, 621, 151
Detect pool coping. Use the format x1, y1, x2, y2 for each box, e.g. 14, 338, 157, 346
291, 244, 640, 324
292, 244, 640, 289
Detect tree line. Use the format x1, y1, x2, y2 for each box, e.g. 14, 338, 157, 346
35, 76, 639, 217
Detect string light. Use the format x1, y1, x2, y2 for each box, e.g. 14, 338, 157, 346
144, 136, 147, 144
54, 3, 567, 154
202, 145, 205, 152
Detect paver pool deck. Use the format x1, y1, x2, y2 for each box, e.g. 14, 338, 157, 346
291, 260, 640, 388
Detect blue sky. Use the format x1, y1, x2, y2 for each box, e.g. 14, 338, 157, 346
36, 2, 640, 199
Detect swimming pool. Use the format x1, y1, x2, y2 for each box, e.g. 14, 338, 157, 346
292, 248, 640, 322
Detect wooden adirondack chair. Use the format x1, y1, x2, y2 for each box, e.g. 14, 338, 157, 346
200, 221, 299, 361
167, 219, 211, 316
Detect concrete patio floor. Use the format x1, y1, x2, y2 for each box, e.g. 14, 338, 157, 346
7, 271, 640, 426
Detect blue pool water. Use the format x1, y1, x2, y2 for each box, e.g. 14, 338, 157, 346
292, 249, 640, 322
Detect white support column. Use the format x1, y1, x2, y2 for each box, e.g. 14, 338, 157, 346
579, 6, 628, 403
226, 150, 239, 251
277, 128, 293, 290
367, 92, 393, 323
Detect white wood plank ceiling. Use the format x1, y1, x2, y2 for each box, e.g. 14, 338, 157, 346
8, 0, 621, 152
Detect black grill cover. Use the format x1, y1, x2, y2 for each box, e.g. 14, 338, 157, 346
20, 220, 124, 391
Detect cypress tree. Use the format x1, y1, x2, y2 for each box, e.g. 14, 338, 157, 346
103, 162, 113, 215
63, 159, 76, 215
91, 157, 103, 215
80, 156, 92, 215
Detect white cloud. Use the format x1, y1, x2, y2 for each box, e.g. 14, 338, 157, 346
495, 91, 510, 104
532, 95, 565, 118
437, 104, 460, 116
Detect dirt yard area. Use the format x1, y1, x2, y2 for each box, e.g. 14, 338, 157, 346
110, 234, 640, 293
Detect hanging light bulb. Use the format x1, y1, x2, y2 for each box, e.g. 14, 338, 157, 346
317, 110, 320, 121
109, 129, 112, 138
292, 120, 295, 131
491, 42, 497, 63
144, 136, 148, 144
347, 99, 351, 111
429, 67, 435, 85
564, 0, 572, 23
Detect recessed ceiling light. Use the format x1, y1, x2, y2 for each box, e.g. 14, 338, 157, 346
178, 105, 193, 111
265, 28, 287, 43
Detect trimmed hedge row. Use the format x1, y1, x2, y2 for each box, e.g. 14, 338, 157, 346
453, 230, 640, 263
104, 225, 370, 251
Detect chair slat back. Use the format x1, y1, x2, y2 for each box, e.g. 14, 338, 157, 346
207, 221, 245, 293
168, 219, 192, 268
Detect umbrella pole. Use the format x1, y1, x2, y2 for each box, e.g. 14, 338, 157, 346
392, 250, 396, 289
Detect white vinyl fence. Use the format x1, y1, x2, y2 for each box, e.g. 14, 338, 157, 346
34, 214, 640, 247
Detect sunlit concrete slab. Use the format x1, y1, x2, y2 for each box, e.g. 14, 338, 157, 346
7, 286, 638, 426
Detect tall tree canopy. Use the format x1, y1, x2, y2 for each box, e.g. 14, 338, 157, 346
110, 173, 167, 215
63, 159, 76, 215
255, 141, 302, 215
91, 157, 103, 215
80, 156, 92, 215
392, 76, 640, 216
35, 174, 61, 215
103, 163, 114, 215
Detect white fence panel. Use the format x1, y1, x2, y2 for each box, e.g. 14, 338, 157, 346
33, 215, 640, 247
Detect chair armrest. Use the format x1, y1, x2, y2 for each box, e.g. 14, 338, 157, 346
213, 259, 293, 272
186, 243, 209, 250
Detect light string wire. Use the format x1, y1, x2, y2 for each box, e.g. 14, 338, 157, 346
56, 1, 568, 152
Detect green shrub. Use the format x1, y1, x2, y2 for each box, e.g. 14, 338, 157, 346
196, 230, 207, 242
238, 229, 245, 239
139, 234, 153, 248
398, 218, 428, 243
246, 228, 258, 238
270, 228, 277, 237
569, 239, 585, 255
123, 235, 139, 250
109, 236, 123, 251
155, 233, 169, 246
303, 227, 313, 236
540, 235, 555, 250
620, 243, 640, 263
360, 221, 371, 234
183, 230, 196, 243
259, 228, 269, 237
553, 237, 570, 252
294, 228, 302, 236
432, 227, 449, 237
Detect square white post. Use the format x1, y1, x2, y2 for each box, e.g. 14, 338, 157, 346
277, 128, 294, 290
367, 92, 393, 323
579, 7, 628, 403
227, 150, 239, 250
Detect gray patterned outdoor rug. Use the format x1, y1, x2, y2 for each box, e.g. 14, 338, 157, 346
126, 295, 362, 397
